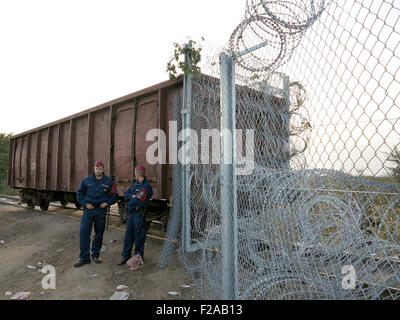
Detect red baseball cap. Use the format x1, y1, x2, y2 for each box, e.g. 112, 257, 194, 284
95, 160, 105, 167
135, 166, 145, 171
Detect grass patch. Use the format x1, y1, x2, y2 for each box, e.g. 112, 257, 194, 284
0, 178, 18, 196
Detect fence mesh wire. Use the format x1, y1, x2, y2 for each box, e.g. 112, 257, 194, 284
161, 0, 400, 299
158, 94, 183, 268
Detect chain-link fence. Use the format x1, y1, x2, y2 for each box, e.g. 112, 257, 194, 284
160, 0, 400, 299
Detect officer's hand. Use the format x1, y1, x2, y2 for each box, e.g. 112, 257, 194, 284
100, 202, 108, 208
132, 195, 137, 198
86, 203, 95, 209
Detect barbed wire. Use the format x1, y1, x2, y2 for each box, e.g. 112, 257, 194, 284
163, 0, 400, 300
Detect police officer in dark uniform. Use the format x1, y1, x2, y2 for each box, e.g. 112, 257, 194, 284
73, 160, 118, 267
117, 165, 153, 266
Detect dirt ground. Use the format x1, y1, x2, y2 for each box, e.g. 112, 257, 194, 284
0, 203, 196, 300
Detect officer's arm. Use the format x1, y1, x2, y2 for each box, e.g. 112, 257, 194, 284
124, 186, 133, 201
76, 180, 87, 208
135, 187, 150, 204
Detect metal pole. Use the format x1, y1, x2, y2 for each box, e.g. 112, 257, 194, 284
181, 43, 192, 252
233, 40, 269, 59
220, 53, 238, 300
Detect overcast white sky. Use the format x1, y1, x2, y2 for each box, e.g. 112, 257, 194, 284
0, 0, 245, 135
2, 1, 399, 176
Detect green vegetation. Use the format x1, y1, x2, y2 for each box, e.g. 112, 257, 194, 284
166, 38, 204, 79
0, 133, 17, 195
387, 146, 400, 182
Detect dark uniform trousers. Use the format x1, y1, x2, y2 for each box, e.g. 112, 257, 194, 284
122, 208, 147, 260
79, 208, 107, 261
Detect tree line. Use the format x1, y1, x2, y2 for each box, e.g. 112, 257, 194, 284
0, 133, 17, 195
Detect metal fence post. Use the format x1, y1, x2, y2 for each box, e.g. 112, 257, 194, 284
181, 43, 192, 252
220, 53, 238, 300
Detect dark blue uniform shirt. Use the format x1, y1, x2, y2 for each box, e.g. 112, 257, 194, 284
76, 174, 118, 213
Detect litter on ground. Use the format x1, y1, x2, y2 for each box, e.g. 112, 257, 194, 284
126, 254, 144, 271
10, 292, 31, 300
109, 291, 129, 300
116, 285, 128, 290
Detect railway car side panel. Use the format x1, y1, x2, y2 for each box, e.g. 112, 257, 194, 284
71, 117, 89, 191
27, 132, 37, 188
92, 109, 112, 179
49, 125, 59, 190
59, 121, 71, 191
21, 135, 29, 188
113, 102, 135, 195
13, 136, 26, 188
38, 129, 49, 190
135, 95, 160, 198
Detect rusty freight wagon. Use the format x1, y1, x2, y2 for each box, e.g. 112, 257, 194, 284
7, 74, 290, 226
7, 76, 187, 225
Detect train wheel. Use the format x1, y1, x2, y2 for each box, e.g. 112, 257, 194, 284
60, 200, 68, 208
74, 202, 82, 210
40, 200, 50, 211
27, 201, 35, 209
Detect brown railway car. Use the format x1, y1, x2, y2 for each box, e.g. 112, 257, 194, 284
7, 76, 185, 223
7, 73, 290, 227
